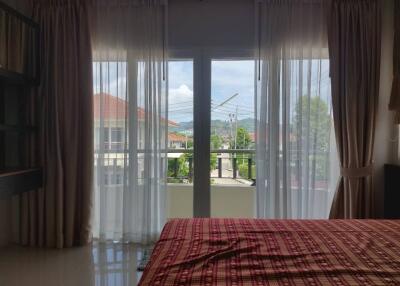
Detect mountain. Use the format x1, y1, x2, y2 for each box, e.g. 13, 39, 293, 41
170, 118, 255, 135
235, 118, 255, 132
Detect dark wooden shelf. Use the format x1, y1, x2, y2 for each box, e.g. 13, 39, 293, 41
384, 164, 400, 219
0, 68, 37, 86
0, 2, 39, 29
0, 168, 42, 197
0, 2, 42, 198
0, 124, 37, 132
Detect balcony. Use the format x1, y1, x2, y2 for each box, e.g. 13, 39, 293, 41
94, 148, 331, 219
94, 149, 256, 218
167, 149, 255, 185
167, 184, 255, 218
167, 149, 256, 218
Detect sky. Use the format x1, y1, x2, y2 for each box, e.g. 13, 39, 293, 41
93, 61, 127, 99
93, 59, 331, 127
168, 60, 255, 124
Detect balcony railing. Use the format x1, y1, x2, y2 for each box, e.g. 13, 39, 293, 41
93, 148, 256, 184
167, 149, 256, 184
93, 148, 331, 190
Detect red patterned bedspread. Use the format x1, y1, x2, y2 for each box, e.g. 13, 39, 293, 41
138, 219, 400, 285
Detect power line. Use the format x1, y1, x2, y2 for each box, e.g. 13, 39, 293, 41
211, 104, 254, 114
211, 105, 254, 115
211, 93, 239, 111
168, 101, 193, 106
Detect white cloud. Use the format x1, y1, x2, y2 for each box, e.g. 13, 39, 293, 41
168, 84, 193, 106
109, 77, 127, 98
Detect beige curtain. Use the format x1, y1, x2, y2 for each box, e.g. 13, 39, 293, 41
327, 0, 381, 219
12, 0, 93, 248
389, 0, 400, 123
91, 0, 168, 243
256, 0, 339, 219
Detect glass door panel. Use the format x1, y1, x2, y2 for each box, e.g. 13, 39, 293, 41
167, 60, 194, 218
210, 60, 255, 218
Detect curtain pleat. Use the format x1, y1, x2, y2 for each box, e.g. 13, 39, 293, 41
256, 0, 339, 219
13, 0, 93, 248
91, 0, 167, 244
327, 0, 381, 219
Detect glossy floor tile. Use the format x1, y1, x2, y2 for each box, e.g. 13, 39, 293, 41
0, 243, 146, 286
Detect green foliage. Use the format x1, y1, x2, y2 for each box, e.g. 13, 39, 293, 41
211, 134, 222, 150
167, 152, 217, 183
293, 95, 331, 180
186, 140, 193, 149
168, 155, 189, 178
210, 153, 218, 170
238, 164, 256, 180
237, 154, 256, 180
231, 127, 251, 149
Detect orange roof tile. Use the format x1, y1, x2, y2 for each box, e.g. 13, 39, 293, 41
168, 133, 190, 142
94, 93, 178, 127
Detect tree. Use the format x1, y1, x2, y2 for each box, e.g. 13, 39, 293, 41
186, 140, 193, 149
168, 155, 189, 179
210, 153, 218, 170
167, 152, 217, 183
211, 134, 222, 150
231, 127, 251, 149
293, 95, 331, 180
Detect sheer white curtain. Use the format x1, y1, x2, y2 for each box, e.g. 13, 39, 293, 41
91, 0, 168, 243
256, 0, 339, 219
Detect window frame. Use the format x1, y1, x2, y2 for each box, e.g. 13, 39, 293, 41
169, 48, 255, 217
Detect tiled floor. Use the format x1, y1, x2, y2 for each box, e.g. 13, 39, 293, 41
0, 243, 147, 286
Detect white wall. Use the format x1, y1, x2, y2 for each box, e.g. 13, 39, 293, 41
169, 0, 254, 50
374, 0, 396, 218
167, 184, 256, 218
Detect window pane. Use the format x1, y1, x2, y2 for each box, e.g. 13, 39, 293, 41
210, 59, 255, 218
167, 60, 194, 218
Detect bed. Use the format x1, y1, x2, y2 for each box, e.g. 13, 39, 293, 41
138, 218, 400, 285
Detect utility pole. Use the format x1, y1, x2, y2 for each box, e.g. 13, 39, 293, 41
229, 113, 234, 147
234, 105, 238, 151
214, 93, 239, 175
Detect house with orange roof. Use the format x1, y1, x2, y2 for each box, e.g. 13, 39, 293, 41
93, 93, 180, 186
168, 132, 192, 149
94, 93, 178, 151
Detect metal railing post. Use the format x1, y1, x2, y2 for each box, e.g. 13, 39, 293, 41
163, 149, 255, 181
188, 157, 193, 181
248, 158, 252, 179
233, 157, 237, 179
218, 158, 222, 178
174, 158, 178, 178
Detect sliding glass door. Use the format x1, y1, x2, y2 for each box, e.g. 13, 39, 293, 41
167, 50, 255, 218
166, 59, 194, 218
93, 50, 335, 221
210, 59, 255, 218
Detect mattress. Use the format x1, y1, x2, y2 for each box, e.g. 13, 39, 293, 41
138, 218, 400, 285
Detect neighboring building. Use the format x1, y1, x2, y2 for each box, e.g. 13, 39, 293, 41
168, 132, 192, 149
248, 132, 255, 143
94, 93, 178, 151
94, 93, 178, 187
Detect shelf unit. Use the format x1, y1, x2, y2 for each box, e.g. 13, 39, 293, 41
0, 2, 42, 197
